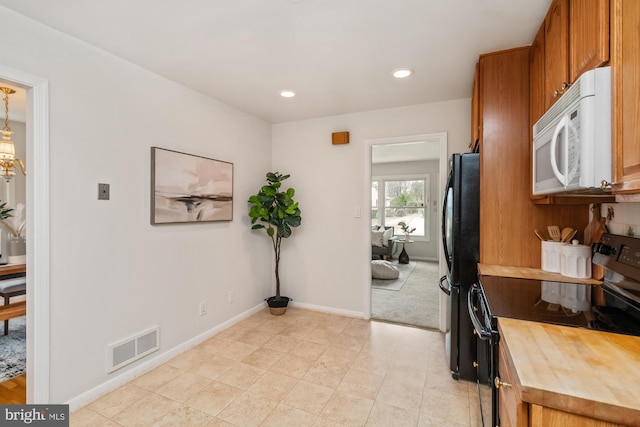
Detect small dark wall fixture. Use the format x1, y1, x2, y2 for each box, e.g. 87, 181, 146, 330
332, 131, 349, 145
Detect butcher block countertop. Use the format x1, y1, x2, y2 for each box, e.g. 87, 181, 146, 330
478, 263, 603, 285
499, 317, 640, 426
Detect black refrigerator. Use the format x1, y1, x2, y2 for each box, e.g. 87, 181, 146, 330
439, 153, 480, 382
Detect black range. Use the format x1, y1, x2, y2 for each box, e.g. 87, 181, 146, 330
468, 233, 640, 427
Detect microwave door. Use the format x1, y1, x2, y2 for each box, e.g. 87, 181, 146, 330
550, 115, 569, 188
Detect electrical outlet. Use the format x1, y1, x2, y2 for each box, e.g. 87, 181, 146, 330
199, 301, 207, 316
228, 291, 235, 303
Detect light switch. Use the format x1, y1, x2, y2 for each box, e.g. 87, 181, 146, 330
354, 208, 361, 218
98, 183, 110, 200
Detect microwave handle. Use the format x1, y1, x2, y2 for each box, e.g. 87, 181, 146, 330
550, 115, 568, 186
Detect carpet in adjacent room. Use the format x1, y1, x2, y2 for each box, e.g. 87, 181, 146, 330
372, 261, 440, 329
0, 315, 26, 382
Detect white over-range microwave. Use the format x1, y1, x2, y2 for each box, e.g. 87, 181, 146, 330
532, 66, 611, 196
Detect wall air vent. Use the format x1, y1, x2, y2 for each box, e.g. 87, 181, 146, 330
106, 326, 160, 373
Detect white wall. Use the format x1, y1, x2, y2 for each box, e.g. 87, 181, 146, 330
0, 7, 273, 403
601, 203, 640, 237
272, 100, 471, 314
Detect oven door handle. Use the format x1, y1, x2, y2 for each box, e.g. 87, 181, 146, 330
438, 275, 451, 296
467, 284, 492, 340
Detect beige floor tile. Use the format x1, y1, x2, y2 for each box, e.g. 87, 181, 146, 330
422, 369, 470, 398
183, 381, 242, 417
342, 320, 373, 338
420, 389, 470, 426
204, 418, 237, 426
155, 371, 212, 402
279, 324, 314, 339
303, 360, 348, 389
216, 391, 278, 427
260, 403, 317, 427
350, 352, 392, 377
291, 340, 329, 360
214, 340, 259, 361
153, 405, 213, 427
417, 412, 469, 427
313, 418, 350, 427
241, 347, 285, 369
166, 348, 211, 371
216, 362, 266, 390
331, 333, 367, 352
337, 368, 384, 400
215, 324, 253, 341
282, 380, 334, 415
188, 355, 238, 380
376, 378, 424, 411
262, 334, 301, 353
247, 370, 299, 402
365, 401, 419, 427
111, 392, 180, 426
320, 346, 359, 368
236, 329, 274, 346
133, 364, 184, 391
69, 408, 121, 427
86, 383, 151, 418
195, 336, 234, 355
290, 316, 322, 330
255, 319, 288, 335
270, 353, 316, 379
321, 391, 374, 426
305, 327, 339, 345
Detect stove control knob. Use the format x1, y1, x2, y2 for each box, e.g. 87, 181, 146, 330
593, 243, 615, 256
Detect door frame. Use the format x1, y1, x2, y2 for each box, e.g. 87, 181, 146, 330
0, 65, 50, 403
363, 132, 448, 330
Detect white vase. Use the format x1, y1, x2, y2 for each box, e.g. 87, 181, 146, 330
8, 236, 26, 264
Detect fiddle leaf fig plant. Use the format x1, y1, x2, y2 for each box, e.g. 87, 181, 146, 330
248, 172, 302, 301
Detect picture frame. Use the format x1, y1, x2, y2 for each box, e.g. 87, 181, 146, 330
150, 147, 233, 224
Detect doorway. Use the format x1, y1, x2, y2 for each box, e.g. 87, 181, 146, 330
0, 67, 51, 403
363, 133, 448, 330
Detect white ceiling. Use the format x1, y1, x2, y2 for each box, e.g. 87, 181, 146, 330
0, 0, 550, 124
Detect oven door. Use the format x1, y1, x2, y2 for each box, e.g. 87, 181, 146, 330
468, 283, 495, 427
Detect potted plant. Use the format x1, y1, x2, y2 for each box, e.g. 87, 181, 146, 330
248, 172, 302, 315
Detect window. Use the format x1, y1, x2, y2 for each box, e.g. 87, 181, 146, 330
372, 176, 430, 239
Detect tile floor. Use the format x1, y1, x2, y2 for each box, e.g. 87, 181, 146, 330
71, 307, 481, 426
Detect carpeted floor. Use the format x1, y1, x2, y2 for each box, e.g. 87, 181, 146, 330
371, 261, 417, 291
0, 315, 26, 382
371, 260, 440, 329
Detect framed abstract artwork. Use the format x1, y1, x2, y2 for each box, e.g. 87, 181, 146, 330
151, 147, 233, 224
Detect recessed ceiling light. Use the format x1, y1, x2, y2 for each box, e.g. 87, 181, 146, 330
280, 90, 296, 98
392, 68, 414, 79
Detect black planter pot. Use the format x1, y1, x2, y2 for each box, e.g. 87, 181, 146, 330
265, 296, 291, 315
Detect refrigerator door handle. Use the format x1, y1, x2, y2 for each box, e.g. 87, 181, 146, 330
439, 275, 451, 296
467, 284, 492, 341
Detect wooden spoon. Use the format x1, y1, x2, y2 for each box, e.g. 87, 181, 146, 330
561, 227, 575, 242
547, 225, 561, 242
534, 229, 546, 241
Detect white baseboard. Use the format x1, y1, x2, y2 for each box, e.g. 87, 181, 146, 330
290, 301, 364, 319
65, 302, 265, 411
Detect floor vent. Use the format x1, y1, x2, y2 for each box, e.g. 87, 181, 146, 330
106, 326, 160, 373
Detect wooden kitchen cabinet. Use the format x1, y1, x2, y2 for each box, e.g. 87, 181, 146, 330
533, 0, 609, 116
529, 405, 624, 427
544, 0, 569, 109
498, 342, 527, 427
569, 0, 610, 83
610, 0, 640, 195
469, 63, 480, 152
478, 47, 587, 267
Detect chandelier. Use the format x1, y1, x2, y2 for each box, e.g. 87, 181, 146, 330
0, 87, 26, 183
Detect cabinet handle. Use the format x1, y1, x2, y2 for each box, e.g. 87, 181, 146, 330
473, 329, 477, 335
553, 82, 571, 98
600, 180, 613, 190
494, 376, 512, 389
473, 362, 479, 368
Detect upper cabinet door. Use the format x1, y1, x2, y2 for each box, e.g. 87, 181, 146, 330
544, 0, 570, 108
569, 0, 610, 83
611, 0, 640, 194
